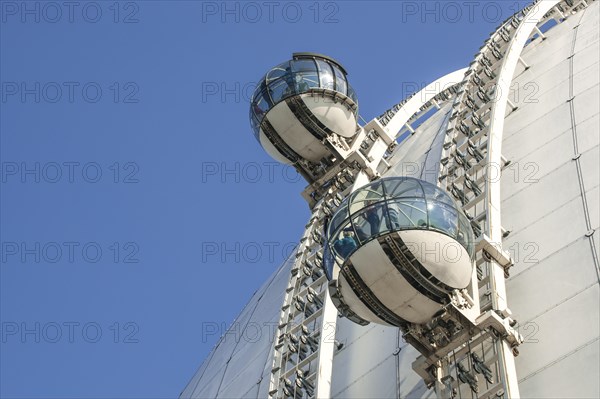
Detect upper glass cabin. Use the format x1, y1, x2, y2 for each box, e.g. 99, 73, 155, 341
249, 52, 359, 140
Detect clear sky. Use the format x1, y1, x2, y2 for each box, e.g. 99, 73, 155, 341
1, 1, 529, 397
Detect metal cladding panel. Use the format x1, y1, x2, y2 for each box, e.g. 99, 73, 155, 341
575, 0, 600, 49
332, 318, 380, 353
513, 285, 599, 385
574, 84, 600, 122
573, 58, 599, 94
181, 353, 211, 398
218, 352, 271, 398
588, 183, 600, 226
188, 361, 228, 398
576, 113, 600, 156
519, 29, 575, 71
182, 309, 257, 397
502, 111, 595, 175
505, 195, 589, 271
420, 111, 450, 187
506, 237, 597, 323
180, 255, 293, 398
217, 262, 296, 395
502, 161, 581, 232
500, 3, 600, 397
502, 130, 582, 196
384, 105, 452, 185
503, 94, 573, 143
587, 184, 600, 258
518, 336, 600, 398
396, 344, 437, 398
330, 322, 398, 398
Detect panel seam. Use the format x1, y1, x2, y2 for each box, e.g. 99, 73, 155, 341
567, 12, 600, 283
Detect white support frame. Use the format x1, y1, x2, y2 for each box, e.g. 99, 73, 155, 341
383, 68, 468, 138
485, 2, 561, 396
315, 171, 371, 399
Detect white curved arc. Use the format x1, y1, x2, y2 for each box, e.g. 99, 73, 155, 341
315, 293, 339, 399
384, 68, 468, 138
484, 2, 561, 398
487, 1, 560, 244
315, 170, 371, 399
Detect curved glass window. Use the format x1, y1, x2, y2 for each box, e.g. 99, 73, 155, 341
427, 201, 458, 236
456, 212, 474, 256
330, 222, 357, 267
316, 60, 335, 91
348, 180, 385, 214
249, 107, 260, 140
291, 59, 320, 91
329, 198, 349, 237
347, 85, 358, 104
255, 91, 271, 114
386, 198, 428, 230
324, 177, 475, 276
268, 78, 293, 105
332, 65, 347, 95
265, 61, 289, 83
323, 240, 335, 280
249, 56, 357, 138
352, 201, 392, 244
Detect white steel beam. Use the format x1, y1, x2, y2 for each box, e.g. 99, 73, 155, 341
383, 68, 467, 138
485, 1, 561, 397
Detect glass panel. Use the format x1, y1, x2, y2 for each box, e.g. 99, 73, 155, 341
457, 212, 474, 257
349, 181, 385, 215
291, 60, 318, 92
427, 201, 459, 237
316, 60, 334, 91
257, 81, 273, 105
351, 202, 389, 243
295, 71, 319, 91
347, 84, 358, 104
324, 177, 475, 269
322, 177, 477, 286
333, 65, 347, 95
422, 182, 455, 207
349, 192, 384, 216
331, 223, 358, 264
251, 80, 262, 102
254, 90, 272, 116
268, 78, 294, 104
383, 178, 424, 199
329, 205, 349, 239
249, 107, 260, 139
266, 61, 290, 83
385, 198, 428, 229
323, 242, 335, 280
291, 59, 317, 73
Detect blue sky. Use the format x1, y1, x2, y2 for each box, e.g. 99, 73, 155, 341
1, 1, 529, 397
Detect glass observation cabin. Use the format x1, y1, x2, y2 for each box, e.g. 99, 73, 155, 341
324, 177, 475, 280
249, 52, 359, 140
